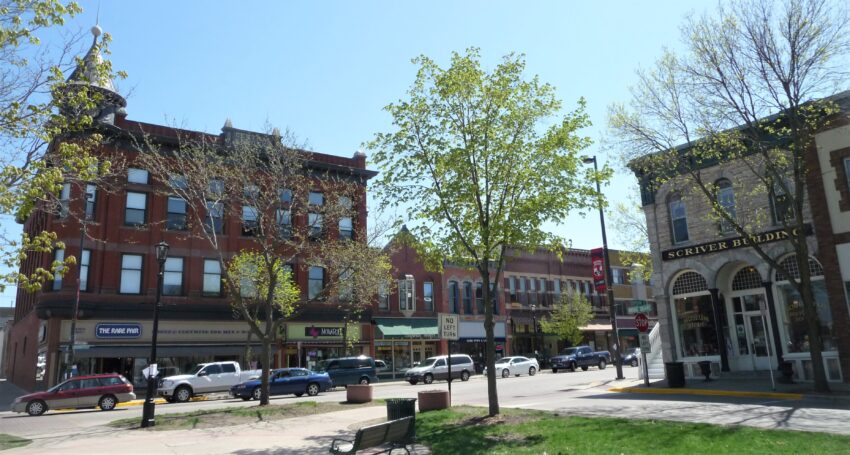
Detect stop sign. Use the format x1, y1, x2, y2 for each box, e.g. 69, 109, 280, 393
635, 313, 649, 333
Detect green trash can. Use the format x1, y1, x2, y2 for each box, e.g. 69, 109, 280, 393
665, 362, 685, 388
386, 398, 417, 421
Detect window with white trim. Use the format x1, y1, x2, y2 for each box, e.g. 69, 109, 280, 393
120, 254, 143, 294
716, 179, 736, 233
84, 184, 97, 220
770, 180, 794, 225
58, 183, 71, 218
242, 206, 259, 236
125, 192, 147, 226
52, 249, 64, 291
203, 259, 221, 296
163, 257, 183, 296
399, 276, 415, 311
378, 281, 389, 310
166, 196, 187, 230
668, 193, 689, 243
80, 249, 90, 292
424, 281, 434, 311
308, 266, 324, 299
127, 168, 149, 184
205, 201, 224, 234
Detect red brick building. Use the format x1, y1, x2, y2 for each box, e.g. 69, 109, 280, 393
376, 227, 654, 379
4, 28, 376, 391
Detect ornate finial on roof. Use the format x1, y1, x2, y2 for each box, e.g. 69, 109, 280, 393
91, 24, 102, 38
224, 118, 233, 128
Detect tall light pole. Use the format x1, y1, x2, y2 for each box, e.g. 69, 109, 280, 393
141, 241, 168, 428
582, 156, 624, 380
531, 304, 537, 354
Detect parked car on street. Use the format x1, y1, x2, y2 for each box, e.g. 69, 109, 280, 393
314, 356, 379, 387
11, 373, 135, 416
484, 356, 539, 378
230, 368, 332, 400
159, 361, 262, 403
619, 348, 639, 367
549, 346, 612, 373
405, 354, 474, 385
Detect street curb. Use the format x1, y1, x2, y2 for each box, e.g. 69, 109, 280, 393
608, 386, 803, 400
116, 395, 211, 408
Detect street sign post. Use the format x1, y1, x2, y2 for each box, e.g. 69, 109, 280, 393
438, 313, 460, 396
634, 313, 651, 386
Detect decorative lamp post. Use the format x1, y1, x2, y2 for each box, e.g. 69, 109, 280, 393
141, 241, 169, 428
582, 156, 625, 380
531, 304, 537, 354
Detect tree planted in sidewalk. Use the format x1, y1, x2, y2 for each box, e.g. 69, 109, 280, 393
609, 0, 850, 392
139, 126, 389, 405
369, 48, 601, 416
540, 292, 594, 348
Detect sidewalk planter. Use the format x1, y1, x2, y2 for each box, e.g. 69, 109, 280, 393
346, 384, 373, 403
418, 390, 450, 412
665, 362, 686, 388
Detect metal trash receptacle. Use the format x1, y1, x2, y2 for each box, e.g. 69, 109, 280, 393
665, 362, 686, 388
386, 398, 417, 421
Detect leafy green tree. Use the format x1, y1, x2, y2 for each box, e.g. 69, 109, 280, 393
369, 48, 602, 416
609, 0, 849, 392
0, 1, 126, 292
540, 292, 594, 348
608, 192, 652, 283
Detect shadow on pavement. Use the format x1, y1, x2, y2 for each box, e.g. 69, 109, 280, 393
582, 389, 850, 410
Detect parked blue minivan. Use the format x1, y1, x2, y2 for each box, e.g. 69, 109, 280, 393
315, 356, 379, 386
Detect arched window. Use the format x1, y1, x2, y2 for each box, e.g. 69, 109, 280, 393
731, 267, 762, 291
773, 255, 837, 359
715, 179, 736, 233
670, 271, 717, 358
668, 193, 689, 244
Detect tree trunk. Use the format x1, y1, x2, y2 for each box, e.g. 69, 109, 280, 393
259, 339, 271, 406
796, 243, 830, 392
480, 266, 499, 416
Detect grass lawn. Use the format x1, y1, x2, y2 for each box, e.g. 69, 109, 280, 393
109, 400, 383, 431
0, 434, 31, 451
416, 406, 850, 454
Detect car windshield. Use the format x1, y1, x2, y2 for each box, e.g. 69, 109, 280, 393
496, 358, 512, 364
625, 348, 637, 355
47, 381, 65, 393
188, 364, 206, 375
561, 348, 577, 355
419, 358, 438, 367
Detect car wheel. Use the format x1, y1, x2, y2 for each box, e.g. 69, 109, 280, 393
501, 369, 510, 378
424, 374, 434, 384
598, 359, 607, 370
307, 383, 320, 397
358, 377, 370, 385
26, 400, 46, 416
241, 397, 251, 401
164, 397, 176, 404
174, 386, 192, 403
552, 368, 558, 374
252, 387, 263, 401
461, 371, 470, 381
581, 366, 589, 371
569, 362, 577, 372
295, 392, 304, 397
408, 380, 418, 385
631, 359, 639, 367
98, 395, 117, 411
529, 366, 537, 376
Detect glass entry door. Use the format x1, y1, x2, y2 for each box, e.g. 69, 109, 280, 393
729, 294, 776, 371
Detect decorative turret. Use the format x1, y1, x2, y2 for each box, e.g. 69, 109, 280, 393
63, 24, 127, 125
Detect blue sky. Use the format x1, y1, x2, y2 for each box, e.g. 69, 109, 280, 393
0, 0, 717, 306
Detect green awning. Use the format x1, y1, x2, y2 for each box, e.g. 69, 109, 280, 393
375, 318, 439, 339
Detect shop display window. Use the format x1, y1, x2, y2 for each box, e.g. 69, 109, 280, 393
674, 294, 718, 357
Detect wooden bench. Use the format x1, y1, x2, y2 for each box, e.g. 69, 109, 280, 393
329, 416, 415, 454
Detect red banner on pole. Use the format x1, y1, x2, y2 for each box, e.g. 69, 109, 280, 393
591, 247, 606, 293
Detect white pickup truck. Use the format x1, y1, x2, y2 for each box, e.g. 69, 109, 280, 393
158, 361, 262, 403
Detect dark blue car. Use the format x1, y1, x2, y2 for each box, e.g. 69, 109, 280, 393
230, 368, 332, 401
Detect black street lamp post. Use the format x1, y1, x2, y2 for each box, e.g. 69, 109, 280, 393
531, 304, 537, 354
141, 241, 169, 428
582, 156, 625, 380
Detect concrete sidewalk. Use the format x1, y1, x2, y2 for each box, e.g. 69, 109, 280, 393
6, 405, 430, 454
609, 375, 850, 401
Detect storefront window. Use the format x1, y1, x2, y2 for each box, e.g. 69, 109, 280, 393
674, 295, 718, 357
777, 281, 837, 353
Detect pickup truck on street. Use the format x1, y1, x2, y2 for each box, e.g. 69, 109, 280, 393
549, 346, 612, 373
158, 361, 262, 403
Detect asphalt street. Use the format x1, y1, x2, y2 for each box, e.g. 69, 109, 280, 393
3, 365, 849, 445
